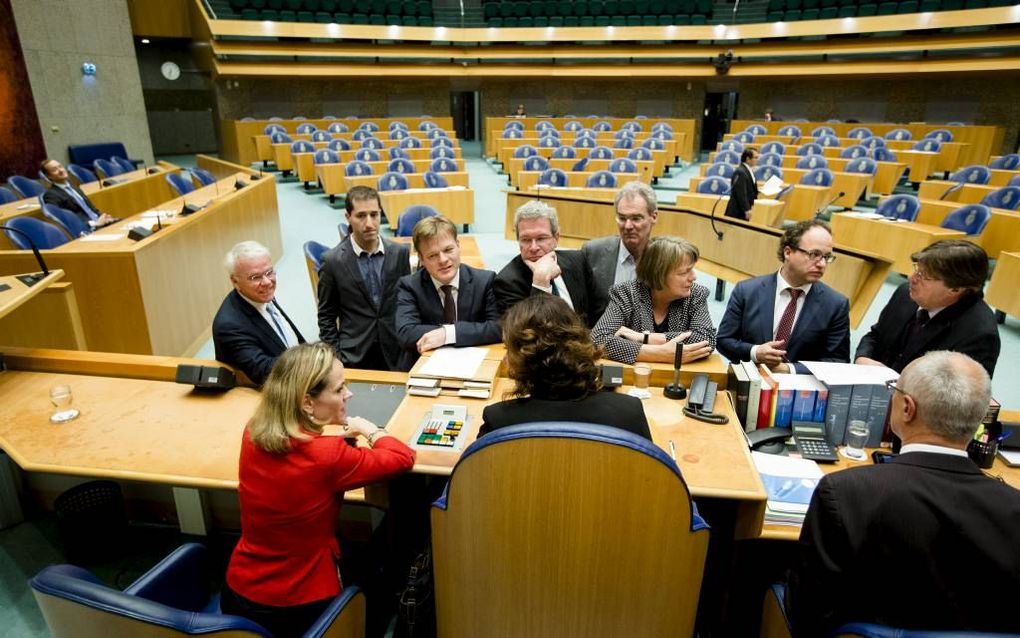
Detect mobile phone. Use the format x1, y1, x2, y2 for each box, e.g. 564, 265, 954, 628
871, 450, 897, 464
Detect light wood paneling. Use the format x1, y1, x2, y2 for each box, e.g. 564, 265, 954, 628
829, 212, 965, 275
127, 0, 191, 38
986, 252, 1020, 318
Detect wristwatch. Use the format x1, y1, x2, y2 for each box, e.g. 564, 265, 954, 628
643, 332, 650, 344
367, 429, 386, 446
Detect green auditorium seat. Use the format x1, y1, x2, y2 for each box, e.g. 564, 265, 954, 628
785, 0, 801, 9
285, 0, 301, 9
354, 0, 370, 12
595, 14, 610, 24
279, 9, 297, 19
589, 0, 605, 14
369, 13, 385, 22
695, 0, 712, 13
620, 0, 636, 13
299, 10, 317, 19
489, 15, 503, 24
398, 13, 413, 23
663, 0, 680, 12
268, 0, 284, 8
766, 10, 783, 19
371, 0, 386, 11
250, 0, 267, 8
230, 0, 249, 9
484, 2, 499, 17
519, 15, 533, 25
963, 0, 987, 8
514, 0, 529, 16
877, 1, 898, 13
334, 11, 351, 21
611, 15, 627, 24
836, 5, 856, 15
819, 6, 838, 17
941, 0, 962, 9
565, 15, 580, 24
898, 0, 918, 11
657, 14, 672, 22
819, 0, 836, 7
241, 8, 259, 18
499, 1, 513, 16
578, 15, 593, 24
649, 0, 665, 12
383, 0, 399, 11
544, 0, 557, 15
385, 12, 401, 22
627, 15, 642, 24
673, 12, 690, 22
801, 7, 819, 18
603, 0, 619, 14
352, 12, 369, 22
549, 15, 563, 24
418, 15, 432, 24
690, 12, 706, 22
259, 8, 280, 18
635, 0, 650, 12
400, 0, 415, 14
572, 0, 588, 14
857, 3, 878, 14
535, 15, 549, 25
801, 0, 819, 9
642, 14, 658, 23
768, 0, 785, 13
918, 0, 940, 9
530, 0, 544, 16
783, 8, 801, 18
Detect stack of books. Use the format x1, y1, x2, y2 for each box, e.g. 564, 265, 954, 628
752, 451, 824, 526
406, 347, 500, 399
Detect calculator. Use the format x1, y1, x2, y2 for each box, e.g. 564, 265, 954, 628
412, 404, 469, 451
792, 421, 840, 463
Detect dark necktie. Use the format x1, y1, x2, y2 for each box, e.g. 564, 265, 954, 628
907, 308, 931, 343
774, 288, 803, 344
550, 279, 560, 297
360, 252, 382, 306
441, 284, 456, 324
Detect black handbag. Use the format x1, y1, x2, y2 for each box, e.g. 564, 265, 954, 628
395, 548, 436, 638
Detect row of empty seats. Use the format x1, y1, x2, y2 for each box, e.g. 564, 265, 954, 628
2, 157, 140, 203
229, 0, 435, 24
735, 122, 957, 143
485, 0, 715, 26
767, 0, 1011, 21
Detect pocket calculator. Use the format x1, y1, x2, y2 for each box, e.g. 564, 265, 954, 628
792, 421, 839, 463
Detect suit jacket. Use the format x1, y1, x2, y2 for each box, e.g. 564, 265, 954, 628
724, 163, 756, 220
394, 264, 502, 371
493, 250, 595, 326
582, 235, 626, 321
590, 279, 717, 365
479, 391, 651, 440
716, 273, 850, 373
212, 290, 305, 385
855, 282, 1000, 377
42, 182, 102, 223
316, 237, 410, 370
787, 452, 1020, 637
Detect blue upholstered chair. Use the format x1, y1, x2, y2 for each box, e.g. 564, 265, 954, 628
427, 128, 448, 140
423, 171, 448, 188
67, 164, 98, 185
754, 165, 782, 182
796, 155, 828, 170
0, 186, 19, 204
801, 168, 834, 187
860, 136, 886, 150
535, 121, 556, 133
389, 147, 410, 160
263, 124, 285, 135
270, 132, 293, 144
651, 121, 673, 132
327, 138, 351, 152
925, 128, 953, 143
389, 121, 409, 131
431, 137, 454, 148
846, 157, 878, 175
30, 543, 365, 638
165, 172, 195, 196
523, 155, 549, 172
613, 129, 634, 139
621, 121, 642, 132
577, 128, 596, 139
948, 165, 991, 185
642, 138, 665, 150
608, 158, 637, 173
396, 204, 438, 236
988, 154, 1020, 170
3, 216, 69, 249
314, 149, 339, 165
400, 136, 423, 149
586, 170, 617, 188
871, 147, 898, 162
706, 162, 735, 178
268, 116, 284, 121
778, 125, 801, 138
719, 140, 743, 154
941, 204, 991, 235
734, 132, 755, 144
876, 194, 921, 221
817, 134, 840, 147
378, 171, 408, 192
537, 168, 568, 187
351, 129, 374, 141
513, 145, 538, 159
574, 136, 596, 148
912, 138, 941, 152
311, 130, 333, 143
290, 140, 314, 154
388, 158, 415, 174
389, 129, 409, 140
93, 158, 124, 178
354, 148, 380, 162
431, 423, 709, 638
42, 204, 90, 238
418, 121, 438, 131
796, 143, 823, 156
593, 120, 613, 132
304, 239, 329, 296
589, 146, 614, 160
327, 122, 349, 134
361, 138, 384, 150
296, 123, 317, 134
111, 156, 136, 173
627, 147, 652, 161
613, 137, 634, 149
8, 176, 45, 199
502, 128, 523, 139
344, 160, 373, 176
812, 125, 836, 137
884, 128, 912, 141
715, 150, 740, 165
746, 124, 767, 135
358, 121, 380, 132
1010, 175, 1020, 187
980, 186, 1020, 211
847, 126, 873, 140
503, 120, 524, 132
651, 128, 673, 140
191, 168, 217, 186
761, 141, 786, 155
697, 176, 731, 195
553, 146, 576, 159
564, 120, 583, 132
539, 136, 561, 148
759, 152, 783, 168
840, 144, 868, 159
430, 158, 457, 173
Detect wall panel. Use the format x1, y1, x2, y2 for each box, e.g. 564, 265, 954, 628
0, 0, 45, 178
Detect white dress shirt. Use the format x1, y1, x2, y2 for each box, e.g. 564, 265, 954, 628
431, 271, 460, 345
240, 294, 298, 347
613, 240, 637, 287
899, 443, 969, 458
750, 271, 813, 364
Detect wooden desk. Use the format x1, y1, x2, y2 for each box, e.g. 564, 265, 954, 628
506, 191, 892, 330
0, 271, 85, 350
988, 168, 1020, 187
689, 169, 870, 211
673, 193, 786, 228
509, 159, 656, 186
0, 169, 281, 356
375, 187, 475, 226
298, 158, 464, 187
516, 169, 650, 190
986, 251, 1020, 320
917, 179, 996, 204
498, 141, 673, 176
911, 198, 1020, 260
830, 213, 965, 276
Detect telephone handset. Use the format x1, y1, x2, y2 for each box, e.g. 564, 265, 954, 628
682, 374, 729, 424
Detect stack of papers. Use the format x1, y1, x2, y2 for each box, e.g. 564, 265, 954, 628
407, 347, 497, 399
752, 451, 824, 526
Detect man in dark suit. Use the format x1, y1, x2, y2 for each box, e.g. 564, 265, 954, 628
40, 159, 117, 226
855, 240, 1000, 377
724, 148, 759, 221
787, 351, 1020, 636
717, 220, 850, 373
394, 215, 500, 370
317, 185, 410, 370
212, 241, 305, 385
582, 181, 658, 320
494, 199, 594, 326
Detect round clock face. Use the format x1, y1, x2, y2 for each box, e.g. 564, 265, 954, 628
161, 61, 181, 81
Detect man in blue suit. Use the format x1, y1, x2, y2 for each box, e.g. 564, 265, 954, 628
717, 220, 849, 373
395, 215, 501, 370
213, 241, 305, 385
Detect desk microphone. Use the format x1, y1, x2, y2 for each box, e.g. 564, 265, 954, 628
663, 341, 687, 400
938, 182, 963, 200
815, 191, 844, 218
0, 225, 50, 285
709, 194, 725, 241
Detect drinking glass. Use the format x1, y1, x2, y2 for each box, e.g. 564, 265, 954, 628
841, 419, 869, 460
49, 384, 80, 423
628, 364, 652, 400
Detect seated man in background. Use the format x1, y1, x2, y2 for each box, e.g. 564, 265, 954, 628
494, 200, 594, 326
317, 185, 410, 371
394, 215, 501, 370
855, 239, 1000, 377
716, 219, 849, 373
787, 351, 1020, 636
213, 241, 304, 385
40, 158, 117, 227
582, 181, 658, 320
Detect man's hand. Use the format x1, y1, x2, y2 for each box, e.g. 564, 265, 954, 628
416, 327, 447, 354
525, 251, 560, 288
755, 340, 787, 367
855, 356, 885, 367
97, 213, 117, 226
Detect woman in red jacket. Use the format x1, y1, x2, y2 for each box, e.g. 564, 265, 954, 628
222, 342, 415, 637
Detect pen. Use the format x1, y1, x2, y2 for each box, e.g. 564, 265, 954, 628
669, 440, 677, 461
998, 431, 1012, 443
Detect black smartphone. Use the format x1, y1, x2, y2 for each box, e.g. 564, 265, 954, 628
871, 451, 897, 464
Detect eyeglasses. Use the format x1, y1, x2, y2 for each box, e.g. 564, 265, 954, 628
885, 379, 909, 398
243, 268, 276, 282
518, 235, 555, 247
910, 263, 937, 281
791, 246, 837, 264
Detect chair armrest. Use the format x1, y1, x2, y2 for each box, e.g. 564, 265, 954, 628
123, 543, 209, 612
760, 582, 793, 638
303, 586, 366, 638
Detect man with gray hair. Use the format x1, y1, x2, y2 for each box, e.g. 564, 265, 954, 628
494, 199, 594, 325
787, 351, 1020, 636
582, 181, 658, 320
212, 241, 304, 385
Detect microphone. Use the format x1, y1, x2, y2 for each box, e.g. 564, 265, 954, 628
0, 225, 51, 285
938, 182, 963, 200
663, 341, 688, 400
709, 194, 725, 241
815, 191, 844, 218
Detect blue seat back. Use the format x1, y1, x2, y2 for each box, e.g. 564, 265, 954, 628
111, 156, 135, 173
327, 122, 349, 133
304, 240, 329, 270
290, 140, 314, 153
67, 164, 98, 185
513, 145, 538, 158
538, 168, 568, 187
812, 126, 836, 137
564, 121, 583, 131
613, 137, 633, 149
796, 155, 828, 170
778, 125, 801, 138
621, 121, 642, 132
949, 165, 991, 185
4, 216, 69, 249
745, 124, 766, 135
389, 147, 410, 160
328, 138, 351, 151
796, 143, 823, 156
913, 138, 941, 152
715, 150, 740, 165
988, 154, 1020, 170
389, 121, 409, 131
165, 172, 195, 196
651, 129, 673, 140
800, 168, 834, 187
378, 171, 408, 192
707, 163, 734, 178
817, 134, 840, 147
396, 205, 439, 236
423, 171, 448, 188
860, 136, 886, 150
503, 120, 524, 132
345, 160, 373, 176
427, 129, 448, 140
535, 121, 556, 133
361, 138, 383, 149
925, 128, 953, 143
613, 129, 634, 139
358, 121, 380, 132
418, 121, 437, 131
312, 131, 333, 142
42, 204, 90, 238
192, 168, 217, 186
400, 136, 422, 149
840, 144, 868, 159
871, 147, 898, 162
0, 186, 18, 204
589, 146, 613, 160
847, 127, 873, 140
354, 148, 380, 162
388, 158, 415, 173
389, 129, 409, 140
734, 132, 755, 144
759, 152, 783, 167
627, 147, 651, 161
846, 157, 877, 174
651, 121, 673, 133
980, 186, 1020, 210
523, 156, 549, 171
270, 132, 293, 144
754, 165, 782, 181
539, 136, 561, 148
430, 158, 456, 173
876, 194, 921, 221
93, 158, 124, 178
430, 146, 455, 160
553, 146, 576, 159
697, 176, 731, 195
593, 120, 612, 132
573, 136, 596, 148
608, 158, 637, 173
352, 129, 373, 141
1011, 175, 1020, 187
315, 149, 340, 164
719, 140, 743, 153
642, 138, 664, 150
264, 124, 285, 135
761, 141, 785, 155
884, 128, 912, 141
941, 204, 991, 235
68, 142, 132, 166
432, 137, 454, 148
586, 170, 617, 188
296, 123, 317, 134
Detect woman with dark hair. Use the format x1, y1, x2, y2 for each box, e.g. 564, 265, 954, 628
479, 294, 651, 439
222, 342, 415, 638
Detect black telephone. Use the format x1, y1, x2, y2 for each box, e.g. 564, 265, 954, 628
683, 374, 729, 424
746, 427, 792, 454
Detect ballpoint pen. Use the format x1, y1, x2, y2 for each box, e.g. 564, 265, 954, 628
669, 440, 677, 461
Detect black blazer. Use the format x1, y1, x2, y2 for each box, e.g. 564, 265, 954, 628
316, 236, 410, 370
479, 391, 651, 440
42, 183, 102, 223
394, 264, 502, 371
493, 250, 595, 326
716, 273, 850, 373
855, 282, 1000, 377
787, 452, 1020, 636
212, 289, 305, 385
724, 163, 757, 220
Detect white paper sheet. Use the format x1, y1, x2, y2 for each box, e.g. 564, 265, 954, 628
417, 346, 487, 380
79, 234, 125, 242
759, 175, 785, 197
801, 361, 899, 386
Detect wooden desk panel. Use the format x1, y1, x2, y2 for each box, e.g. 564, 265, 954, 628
508, 158, 656, 185
498, 140, 674, 175
0, 272, 85, 351
989, 169, 1020, 187
689, 171, 870, 210
486, 117, 694, 163
376, 188, 475, 226
673, 193, 785, 228
986, 252, 1020, 319
912, 198, 1020, 259
343, 172, 470, 193
830, 213, 965, 275
516, 170, 650, 190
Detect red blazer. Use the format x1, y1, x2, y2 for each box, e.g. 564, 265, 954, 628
227, 427, 415, 606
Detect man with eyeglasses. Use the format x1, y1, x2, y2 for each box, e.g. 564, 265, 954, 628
787, 351, 1020, 636
717, 219, 850, 373
494, 200, 594, 325
855, 240, 999, 377
581, 181, 658, 320
213, 241, 305, 385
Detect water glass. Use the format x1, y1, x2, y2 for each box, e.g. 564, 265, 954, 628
841, 419, 869, 460
633, 364, 651, 390
49, 384, 81, 423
